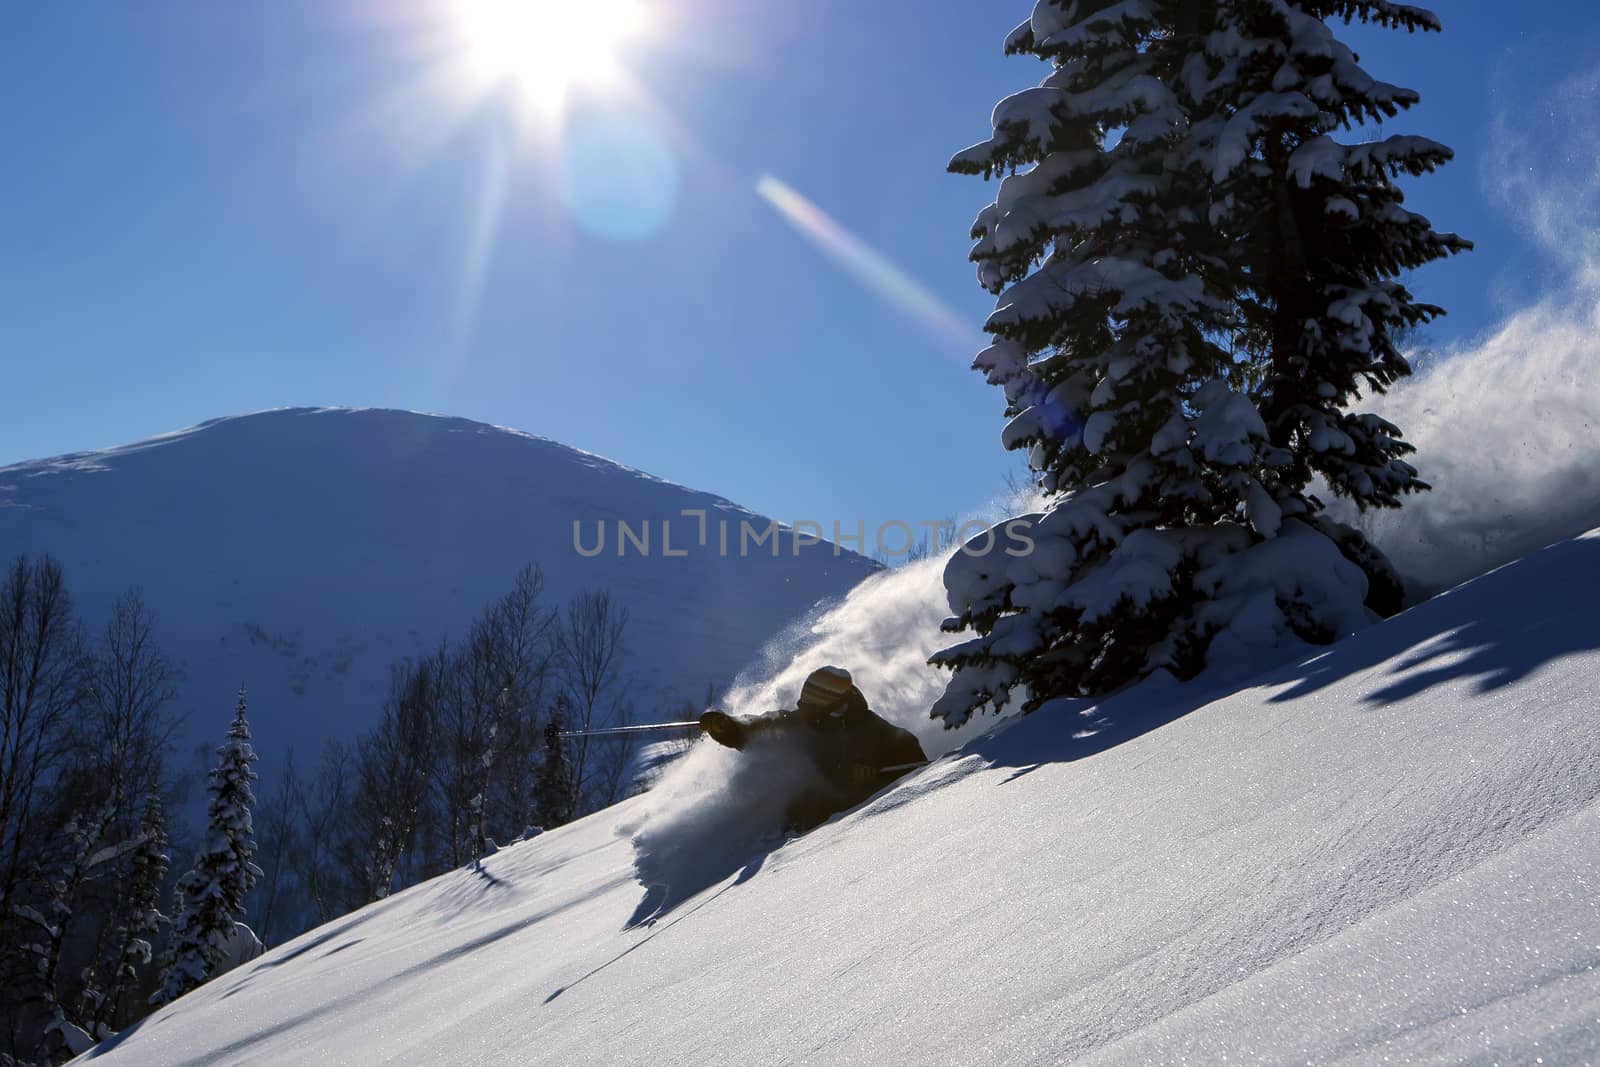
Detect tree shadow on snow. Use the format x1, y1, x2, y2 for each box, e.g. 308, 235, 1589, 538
967, 533, 1600, 777
969, 671, 1233, 782
1275, 533, 1600, 708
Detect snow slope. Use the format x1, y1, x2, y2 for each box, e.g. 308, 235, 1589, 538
0, 408, 878, 777
79, 526, 1600, 1064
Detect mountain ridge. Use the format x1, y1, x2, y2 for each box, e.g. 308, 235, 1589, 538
2, 407, 782, 522
0, 406, 880, 784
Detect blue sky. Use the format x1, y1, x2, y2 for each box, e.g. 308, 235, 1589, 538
3, 2, 1597, 535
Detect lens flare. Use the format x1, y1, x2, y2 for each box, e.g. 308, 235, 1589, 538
561, 114, 679, 243
756, 175, 983, 355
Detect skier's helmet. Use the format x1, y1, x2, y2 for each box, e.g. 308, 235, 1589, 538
797, 666, 856, 712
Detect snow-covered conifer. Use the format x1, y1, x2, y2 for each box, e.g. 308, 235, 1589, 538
1188, 0, 1471, 613
533, 696, 574, 831
152, 689, 260, 1007
933, 2, 1467, 725
98, 793, 168, 1032
23, 807, 109, 1063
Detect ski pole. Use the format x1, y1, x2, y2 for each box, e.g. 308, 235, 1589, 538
878, 760, 928, 775
556, 720, 703, 740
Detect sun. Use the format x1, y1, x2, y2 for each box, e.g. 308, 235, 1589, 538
458, 0, 646, 106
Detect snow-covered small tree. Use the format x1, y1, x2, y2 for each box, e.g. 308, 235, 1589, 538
932, 1, 1466, 726
96, 793, 168, 1033
152, 689, 260, 1007
20, 793, 120, 1065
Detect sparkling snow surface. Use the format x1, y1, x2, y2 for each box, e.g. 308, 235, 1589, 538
78, 528, 1600, 1064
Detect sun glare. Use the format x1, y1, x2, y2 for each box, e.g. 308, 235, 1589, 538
459, 0, 646, 105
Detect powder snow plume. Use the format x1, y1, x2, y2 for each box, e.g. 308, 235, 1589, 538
620, 529, 1010, 913
618, 735, 827, 923
722, 552, 1000, 759
1339, 66, 1600, 594
1351, 296, 1600, 594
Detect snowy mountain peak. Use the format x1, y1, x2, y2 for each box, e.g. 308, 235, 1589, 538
0, 407, 879, 778
5, 407, 771, 520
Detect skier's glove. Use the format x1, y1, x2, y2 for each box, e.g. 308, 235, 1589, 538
851, 763, 877, 784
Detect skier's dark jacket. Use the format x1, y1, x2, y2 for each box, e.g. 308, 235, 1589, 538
703, 668, 926, 831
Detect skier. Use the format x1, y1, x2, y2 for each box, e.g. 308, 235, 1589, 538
699, 666, 927, 833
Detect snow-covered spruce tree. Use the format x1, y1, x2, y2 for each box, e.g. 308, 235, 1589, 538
97, 793, 168, 1033
1189, 0, 1470, 615
152, 689, 260, 1007
931, 2, 1466, 726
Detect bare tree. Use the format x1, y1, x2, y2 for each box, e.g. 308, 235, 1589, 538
292, 742, 349, 926
0, 578, 183, 1058
588, 699, 639, 808
0, 555, 88, 1057
252, 749, 302, 946
430, 565, 559, 866
487, 565, 555, 836
467, 688, 507, 861
556, 590, 631, 815
85, 591, 181, 799
347, 657, 438, 903
433, 634, 495, 868
67, 591, 183, 1017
